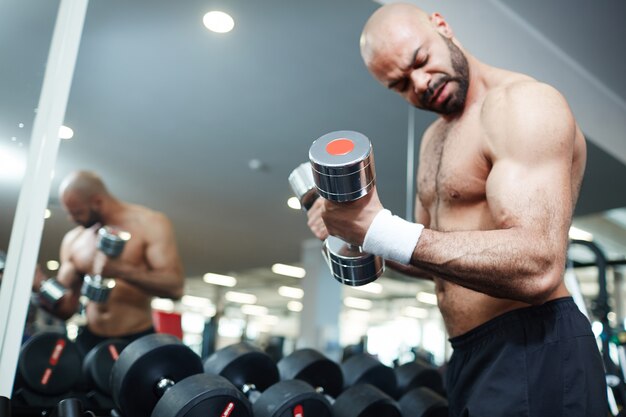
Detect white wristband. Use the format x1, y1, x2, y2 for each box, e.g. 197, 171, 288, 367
362, 209, 424, 265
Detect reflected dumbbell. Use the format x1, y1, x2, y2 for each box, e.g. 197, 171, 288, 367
13, 332, 82, 407
289, 130, 384, 286
110, 334, 251, 417
204, 342, 333, 417
81, 226, 131, 303
278, 348, 402, 417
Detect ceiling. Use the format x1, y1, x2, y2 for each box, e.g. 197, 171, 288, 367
1, 0, 625, 321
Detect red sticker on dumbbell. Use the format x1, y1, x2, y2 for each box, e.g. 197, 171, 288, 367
293, 404, 304, 417
220, 402, 235, 417
40, 368, 52, 386
49, 339, 66, 365
108, 344, 120, 360
326, 138, 354, 156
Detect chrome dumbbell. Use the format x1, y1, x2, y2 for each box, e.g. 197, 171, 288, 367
290, 130, 384, 286
81, 226, 131, 303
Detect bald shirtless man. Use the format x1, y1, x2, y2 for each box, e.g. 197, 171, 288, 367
307, 3, 607, 416
39, 170, 184, 356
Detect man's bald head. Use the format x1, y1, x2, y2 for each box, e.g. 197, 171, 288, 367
58, 171, 111, 227
59, 170, 109, 201
360, 3, 433, 66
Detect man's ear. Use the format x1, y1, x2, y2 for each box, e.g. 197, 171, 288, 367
430, 13, 454, 38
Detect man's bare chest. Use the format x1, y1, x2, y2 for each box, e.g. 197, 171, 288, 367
417, 122, 490, 210
70, 230, 99, 274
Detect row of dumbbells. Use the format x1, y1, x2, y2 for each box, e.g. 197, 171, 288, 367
12, 331, 447, 417
11, 331, 128, 415
110, 334, 448, 417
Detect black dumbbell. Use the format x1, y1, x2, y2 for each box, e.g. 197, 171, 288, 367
395, 359, 446, 398
204, 342, 333, 417
82, 226, 131, 303
15, 332, 82, 398
302, 130, 384, 286
278, 348, 402, 417
110, 333, 252, 417
342, 352, 448, 417
80, 338, 128, 410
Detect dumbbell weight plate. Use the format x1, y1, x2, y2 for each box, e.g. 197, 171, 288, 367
110, 334, 203, 417
152, 373, 252, 417
341, 353, 397, 398
398, 387, 448, 417
277, 348, 343, 398
97, 226, 130, 258
253, 380, 332, 417
288, 162, 319, 211
18, 332, 82, 396
395, 360, 446, 398
82, 339, 128, 395
203, 342, 279, 392
309, 130, 376, 203
333, 384, 402, 417
323, 236, 384, 287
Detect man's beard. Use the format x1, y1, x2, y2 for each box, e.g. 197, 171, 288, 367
80, 209, 101, 228
420, 36, 470, 115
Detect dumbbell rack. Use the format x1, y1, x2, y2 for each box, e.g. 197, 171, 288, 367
569, 239, 626, 416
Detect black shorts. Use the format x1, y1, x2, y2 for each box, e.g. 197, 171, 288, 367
445, 297, 608, 417
74, 325, 155, 357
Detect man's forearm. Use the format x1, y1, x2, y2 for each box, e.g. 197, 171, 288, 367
385, 260, 434, 280
409, 228, 565, 304
115, 267, 183, 299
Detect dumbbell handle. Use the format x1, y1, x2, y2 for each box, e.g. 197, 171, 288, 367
155, 378, 175, 397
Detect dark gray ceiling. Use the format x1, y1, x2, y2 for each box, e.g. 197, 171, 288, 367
1, 0, 625, 282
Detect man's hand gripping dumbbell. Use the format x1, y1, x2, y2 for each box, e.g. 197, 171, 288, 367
289, 130, 385, 286
81, 226, 131, 303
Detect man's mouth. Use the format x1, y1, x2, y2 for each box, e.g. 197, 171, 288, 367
429, 81, 447, 106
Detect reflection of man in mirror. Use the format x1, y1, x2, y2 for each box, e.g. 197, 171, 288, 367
36, 170, 185, 356
0, 250, 51, 342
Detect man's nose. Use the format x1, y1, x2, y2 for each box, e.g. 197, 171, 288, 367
410, 70, 430, 99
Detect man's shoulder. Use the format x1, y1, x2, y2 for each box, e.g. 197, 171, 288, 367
484, 77, 566, 115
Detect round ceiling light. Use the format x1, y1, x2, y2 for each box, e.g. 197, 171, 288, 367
203, 11, 234, 33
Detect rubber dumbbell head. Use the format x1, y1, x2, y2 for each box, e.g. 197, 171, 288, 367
288, 162, 319, 211
278, 348, 402, 417
81, 274, 115, 303
205, 342, 332, 417
111, 334, 251, 417
96, 226, 130, 258
18, 332, 82, 396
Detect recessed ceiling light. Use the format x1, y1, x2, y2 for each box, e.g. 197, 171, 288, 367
203, 11, 234, 34
287, 197, 301, 210
278, 286, 304, 299
287, 301, 303, 312
241, 304, 268, 316
225, 290, 257, 304
46, 260, 60, 271
203, 272, 237, 287
416, 292, 437, 305
59, 125, 74, 140
271, 263, 306, 278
